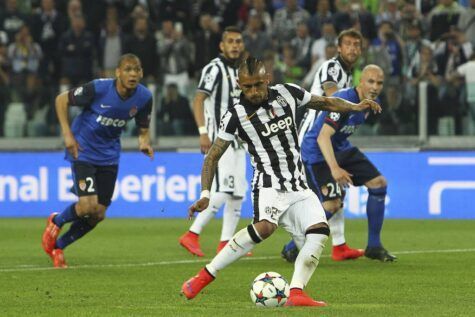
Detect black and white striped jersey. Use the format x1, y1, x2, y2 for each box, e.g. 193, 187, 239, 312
197, 55, 241, 141
298, 56, 353, 144
218, 83, 312, 192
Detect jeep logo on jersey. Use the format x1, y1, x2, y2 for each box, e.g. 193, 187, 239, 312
96, 115, 127, 127
261, 116, 293, 137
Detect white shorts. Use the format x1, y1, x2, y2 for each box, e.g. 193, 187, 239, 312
252, 188, 327, 247
211, 146, 247, 198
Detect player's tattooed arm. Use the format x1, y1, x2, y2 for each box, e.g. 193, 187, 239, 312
201, 138, 232, 191
306, 95, 382, 114
189, 138, 232, 217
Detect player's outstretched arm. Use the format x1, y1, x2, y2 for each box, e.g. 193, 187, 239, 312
192, 91, 212, 154
138, 128, 154, 160
188, 137, 232, 219
56, 91, 80, 159
306, 95, 382, 114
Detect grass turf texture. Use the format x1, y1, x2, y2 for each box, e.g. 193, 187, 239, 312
0, 219, 474, 317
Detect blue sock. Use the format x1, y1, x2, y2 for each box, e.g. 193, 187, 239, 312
55, 218, 95, 250
53, 203, 79, 228
284, 239, 297, 252
366, 187, 387, 248
325, 210, 334, 220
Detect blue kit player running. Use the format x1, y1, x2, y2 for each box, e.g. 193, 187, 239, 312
302, 65, 396, 262
41, 54, 154, 268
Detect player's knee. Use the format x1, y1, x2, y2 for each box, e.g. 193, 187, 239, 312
76, 200, 96, 216
306, 223, 330, 236
375, 176, 387, 188
89, 204, 106, 222
368, 176, 387, 189
253, 220, 277, 240
323, 200, 340, 214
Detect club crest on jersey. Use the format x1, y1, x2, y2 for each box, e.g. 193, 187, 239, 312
129, 106, 138, 117
276, 96, 287, 107
260, 116, 293, 137
78, 180, 86, 191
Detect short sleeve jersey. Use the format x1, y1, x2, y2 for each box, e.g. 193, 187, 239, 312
217, 83, 312, 191
67, 78, 152, 165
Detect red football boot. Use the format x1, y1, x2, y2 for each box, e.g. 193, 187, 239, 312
181, 268, 215, 299
51, 249, 68, 268
332, 243, 365, 261
179, 231, 204, 257
42, 212, 61, 257
284, 288, 327, 307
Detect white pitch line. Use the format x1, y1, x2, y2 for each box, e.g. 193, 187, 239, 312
1, 248, 475, 273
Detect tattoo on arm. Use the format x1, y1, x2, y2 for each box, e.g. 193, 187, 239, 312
201, 138, 232, 191
306, 95, 355, 113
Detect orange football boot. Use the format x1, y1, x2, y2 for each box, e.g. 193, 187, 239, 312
51, 249, 68, 268
42, 212, 61, 257
332, 243, 365, 261
181, 268, 215, 299
284, 288, 327, 307
179, 231, 204, 257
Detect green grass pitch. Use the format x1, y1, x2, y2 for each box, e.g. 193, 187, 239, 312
0, 218, 474, 317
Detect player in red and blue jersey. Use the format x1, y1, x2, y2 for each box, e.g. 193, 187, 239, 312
41, 54, 154, 268
302, 65, 396, 262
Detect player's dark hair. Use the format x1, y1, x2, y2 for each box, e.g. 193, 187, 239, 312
117, 53, 141, 68
337, 28, 363, 47
222, 26, 241, 41
239, 56, 264, 76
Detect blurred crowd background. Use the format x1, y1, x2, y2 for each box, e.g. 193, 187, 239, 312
0, 0, 474, 138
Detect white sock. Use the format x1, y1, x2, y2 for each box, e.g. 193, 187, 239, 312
189, 192, 229, 234
290, 233, 328, 289
220, 197, 243, 241
206, 225, 259, 276
329, 208, 346, 246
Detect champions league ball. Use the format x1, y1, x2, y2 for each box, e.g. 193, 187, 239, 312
250, 272, 290, 307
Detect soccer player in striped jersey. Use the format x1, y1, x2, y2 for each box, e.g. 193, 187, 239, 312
282, 28, 365, 262
302, 65, 396, 262
181, 57, 381, 306
179, 27, 249, 257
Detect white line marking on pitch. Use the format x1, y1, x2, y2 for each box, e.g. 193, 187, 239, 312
1, 248, 475, 273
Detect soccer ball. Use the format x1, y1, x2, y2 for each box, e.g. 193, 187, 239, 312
250, 272, 290, 307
